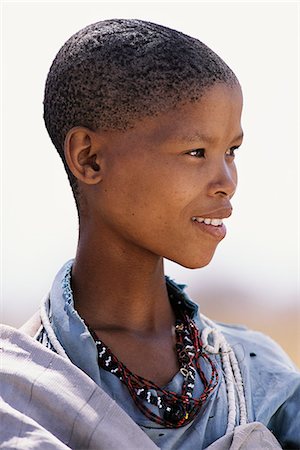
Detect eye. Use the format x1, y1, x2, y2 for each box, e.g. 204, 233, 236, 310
225, 146, 240, 157
187, 148, 206, 158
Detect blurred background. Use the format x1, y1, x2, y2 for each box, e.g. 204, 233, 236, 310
2, 2, 299, 366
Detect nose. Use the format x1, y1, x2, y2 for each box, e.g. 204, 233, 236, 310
207, 161, 237, 199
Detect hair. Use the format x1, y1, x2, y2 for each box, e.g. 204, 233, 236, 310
43, 18, 239, 209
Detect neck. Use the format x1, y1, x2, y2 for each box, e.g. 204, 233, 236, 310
71, 227, 174, 336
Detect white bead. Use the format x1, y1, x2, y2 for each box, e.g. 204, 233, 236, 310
200, 314, 248, 434
99, 347, 106, 357
105, 356, 112, 366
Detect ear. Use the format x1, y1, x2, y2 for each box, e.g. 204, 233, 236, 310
64, 127, 102, 185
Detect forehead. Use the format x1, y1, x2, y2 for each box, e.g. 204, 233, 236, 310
100, 83, 243, 156
128, 83, 243, 147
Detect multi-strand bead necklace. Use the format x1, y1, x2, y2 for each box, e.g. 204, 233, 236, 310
39, 262, 248, 434
89, 304, 218, 428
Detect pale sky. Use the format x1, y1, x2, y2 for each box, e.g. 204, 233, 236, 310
1, 2, 299, 327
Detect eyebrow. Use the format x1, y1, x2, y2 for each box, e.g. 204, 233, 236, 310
179, 131, 244, 145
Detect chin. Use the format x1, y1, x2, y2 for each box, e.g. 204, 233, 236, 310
168, 250, 216, 270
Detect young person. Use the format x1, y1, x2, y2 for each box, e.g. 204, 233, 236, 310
1, 19, 299, 449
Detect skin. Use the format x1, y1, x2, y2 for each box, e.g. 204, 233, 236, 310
65, 83, 243, 385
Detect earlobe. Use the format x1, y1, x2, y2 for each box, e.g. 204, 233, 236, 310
64, 127, 102, 185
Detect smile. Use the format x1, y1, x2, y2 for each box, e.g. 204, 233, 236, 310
192, 217, 223, 227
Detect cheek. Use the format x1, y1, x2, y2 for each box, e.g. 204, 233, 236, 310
99, 162, 162, 223
101, 158, 194, 234
232, 163, 238, 190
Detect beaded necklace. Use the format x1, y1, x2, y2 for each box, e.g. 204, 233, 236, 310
40, 261, 248, 433
88, 302, 218, 428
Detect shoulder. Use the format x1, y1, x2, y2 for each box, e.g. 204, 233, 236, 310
215, 321, 298, 372
0, 324, 159, 450
19, 310, 42, 337
212, 320, 300, 448
216, 321, 300, 438
201, 317, 300, 404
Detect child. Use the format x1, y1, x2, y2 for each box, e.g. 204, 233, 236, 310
1, 19, 299, 449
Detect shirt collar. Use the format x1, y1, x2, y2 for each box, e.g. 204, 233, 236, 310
165, 276, 199, 318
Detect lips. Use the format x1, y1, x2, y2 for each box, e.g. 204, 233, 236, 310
193, 207, 232, 220
191, 207, 232, 240
192, 219, 227, 240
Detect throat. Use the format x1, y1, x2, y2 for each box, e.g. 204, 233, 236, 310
92, 328, 179, 386
72, 260, 174, 336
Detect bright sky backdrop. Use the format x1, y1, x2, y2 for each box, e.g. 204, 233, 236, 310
2, 2, 299, 334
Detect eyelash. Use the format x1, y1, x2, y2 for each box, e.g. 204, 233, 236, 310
225, 146, 239, 157
188, 146, 240, 158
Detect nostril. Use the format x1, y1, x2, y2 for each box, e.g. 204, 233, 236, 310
215, 190, 229, 198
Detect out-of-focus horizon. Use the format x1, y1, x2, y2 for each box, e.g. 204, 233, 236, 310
2, 3, 299, 367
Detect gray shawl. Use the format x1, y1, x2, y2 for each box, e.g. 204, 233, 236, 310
0, 324, 282, 449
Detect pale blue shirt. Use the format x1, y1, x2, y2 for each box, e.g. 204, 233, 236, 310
38, 260, 300, 449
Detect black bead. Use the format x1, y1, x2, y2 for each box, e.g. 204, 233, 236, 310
163, 401, 186, 424
137, 389, 147, 400
150, 395, 157, 405
179, 352, 190, 364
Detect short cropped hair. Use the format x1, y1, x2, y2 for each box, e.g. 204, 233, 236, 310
43, 18, 238, 207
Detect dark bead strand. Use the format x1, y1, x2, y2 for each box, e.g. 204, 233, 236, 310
88, 307, 219, 428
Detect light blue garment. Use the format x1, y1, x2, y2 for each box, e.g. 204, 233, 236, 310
38, 260, 300, 449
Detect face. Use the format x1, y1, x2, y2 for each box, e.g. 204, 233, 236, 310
86, 83, 243, 269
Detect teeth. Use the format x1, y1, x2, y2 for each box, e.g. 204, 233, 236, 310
211, 219, 223, 226
192, 217, 223, 227
192, 217, 205, 223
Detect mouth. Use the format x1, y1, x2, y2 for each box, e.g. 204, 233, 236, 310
191, 216, 227, 240
191, 217, 223, 227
